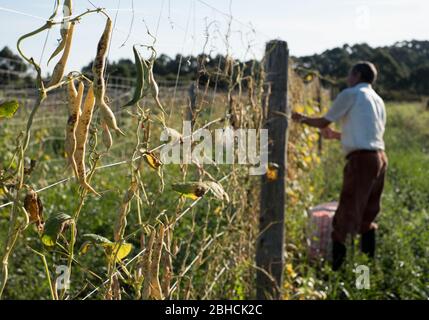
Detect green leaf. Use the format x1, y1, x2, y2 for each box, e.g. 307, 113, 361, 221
0, 100, 19, 118
79, 234, 112, 255
41, 213, 73, 247
47, 29, 68, 65
122, 45, 145, 108
82, 233, 112, 245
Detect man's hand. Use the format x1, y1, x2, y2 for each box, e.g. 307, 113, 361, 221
321, 127, 341, 140
292, 112, 306, 123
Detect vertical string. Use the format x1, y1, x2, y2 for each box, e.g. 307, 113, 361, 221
168, 0, 193, 122
155, 0, 165, 38
119, 0, 134, 48
104, 0, 121, 78
39, 0, 58, 65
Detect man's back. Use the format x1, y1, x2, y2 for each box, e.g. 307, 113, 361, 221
325, 82, 386, 155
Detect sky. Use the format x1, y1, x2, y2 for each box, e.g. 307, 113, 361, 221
0, 0, 428, 75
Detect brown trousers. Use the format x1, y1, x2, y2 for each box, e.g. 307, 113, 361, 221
332, 150, 388, 243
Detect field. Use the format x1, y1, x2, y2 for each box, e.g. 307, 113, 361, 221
0, 84, 264, 300
1, 97, 428, 299
0, 1, 428, 301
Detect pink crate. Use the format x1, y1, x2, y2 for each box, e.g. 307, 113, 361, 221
307, 202, 338, 262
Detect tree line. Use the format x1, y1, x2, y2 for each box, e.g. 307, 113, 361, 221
294, 40, 429, 100
1, 40, 428, 100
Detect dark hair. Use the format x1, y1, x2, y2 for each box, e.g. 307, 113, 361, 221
351, 61, 378, 84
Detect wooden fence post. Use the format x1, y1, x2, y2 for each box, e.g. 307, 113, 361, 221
256, 40, 289, 300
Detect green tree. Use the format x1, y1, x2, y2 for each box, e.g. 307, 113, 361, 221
0, 46, 30, 85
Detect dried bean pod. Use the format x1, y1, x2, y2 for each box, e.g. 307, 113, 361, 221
113, 181, 137, 242
141, 230, 156, 299
101, 121, 112, 151
47, 0, 73, 65
47, 22, 75, 88
92, 18, 112, 95
23, 189, 44, 232
74, 84, 99, 195
161, 224, 172, 298
92, 18, 124, 136
150, 225, 165, 300
99, 101, 125, 136
65, 78, 82, 178
149, 67, 166, 114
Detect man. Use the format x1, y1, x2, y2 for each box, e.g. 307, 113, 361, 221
292, 61, 388, 270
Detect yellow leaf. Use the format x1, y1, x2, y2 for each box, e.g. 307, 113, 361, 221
104, 242, 133, 262
303, 155, 312, 164
214, 207, 222, 215
41, 234, 56, 247
172, 182, 208, 199
182, 193, 199, 200
295, 105, 305, 113
266, 168, 278, 181
286, 263, 297, 278
0, 100, 19, 118
308, 133, 319, 142
286, 187, 296, 197
79, 241, 92, 255
304, 73, 313, 82
142, 152, 162, 170
266, 162, 279, 181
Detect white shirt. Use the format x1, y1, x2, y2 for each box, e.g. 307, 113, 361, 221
324, 83, 386, 155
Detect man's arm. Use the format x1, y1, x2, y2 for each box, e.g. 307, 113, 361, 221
291, 112, 331, 129
291, 89, 353, 138
292, 112, 341, 140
